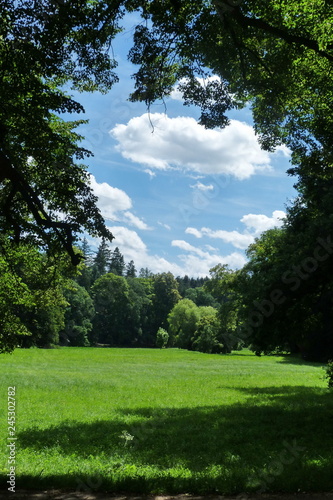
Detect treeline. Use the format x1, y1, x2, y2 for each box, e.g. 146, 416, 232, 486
10, 238, 224, 353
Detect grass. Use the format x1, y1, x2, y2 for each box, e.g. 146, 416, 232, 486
0, 347, 332, 494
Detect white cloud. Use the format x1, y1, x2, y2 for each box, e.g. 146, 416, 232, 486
89, 175, 152, 231
201, 228, 254, 250
190, 182, 214, 192
241, 210, 285, 235
186, 210, 286, 250
89, 174, 132, 221
110, 113, 272, 180
123, 211, 152, 230
172, 239, 247, 273
144, 168, 156, 178
185, 227, 203, 239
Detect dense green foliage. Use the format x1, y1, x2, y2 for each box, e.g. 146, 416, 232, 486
0, 348, 331, 494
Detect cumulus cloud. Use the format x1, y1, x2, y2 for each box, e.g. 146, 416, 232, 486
172, 239, 247, 273
89, 175, 151, 230
185, 227, 203, 239
89, 174, 132, 221
110, 113, 273, 180
241, 210, 285, 235
186, 210, 286, 250
123, 211, 152, 230
185, 227, 253, 250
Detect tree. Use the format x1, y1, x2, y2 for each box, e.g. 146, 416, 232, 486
76, 238, 94, 290
234, 222, 333, 361
156, 328, 169, 349
205, 264, 247, 352
0, 241, 35, 352
192, 314, 222, 354
91, 238, 111, 281
0, 241, 75, 350
109, 247, 125, 276
168, 299, 201, 349
61, 281, 95, 347
0, 1, 121, 263
152, 272, 181, 332
126, 260, 137, 278
185, 287, 219, 307
139, 267, 154, 278
126, 277, 155, 346
91, 273, 134, 346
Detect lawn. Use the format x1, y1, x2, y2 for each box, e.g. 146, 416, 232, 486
0, 347, 332, 494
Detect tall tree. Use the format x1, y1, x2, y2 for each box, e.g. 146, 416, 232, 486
61, 281, 95, 347
92, 238, 111, 281
0, 0, 122, 262
152, 272, 181, 332
126, 260, 137, 278
91, 273, 133, 346
109, 247, 125, 276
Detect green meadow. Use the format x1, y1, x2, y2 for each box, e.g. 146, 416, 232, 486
1, 347, 332, 494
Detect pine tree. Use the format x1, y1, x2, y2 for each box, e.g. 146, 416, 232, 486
109, 247, 125, 276
126, 260, 137, 278
92, 238, 111, 281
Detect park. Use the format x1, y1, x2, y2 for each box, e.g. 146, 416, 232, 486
1, 347, 332, 495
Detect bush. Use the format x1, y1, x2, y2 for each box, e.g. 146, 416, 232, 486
156, 328, 169, 348
325, 360, 333, 389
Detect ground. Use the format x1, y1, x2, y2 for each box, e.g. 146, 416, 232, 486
0, 492, 333, 500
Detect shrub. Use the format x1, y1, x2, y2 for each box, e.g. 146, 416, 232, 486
325, 360, 333, 389
156, 328, 169, 348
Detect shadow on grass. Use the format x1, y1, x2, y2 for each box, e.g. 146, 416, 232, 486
276, 354, 326, 367
9, 386, 333, 494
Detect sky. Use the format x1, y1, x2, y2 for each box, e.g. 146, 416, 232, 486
71, 17, 297, 277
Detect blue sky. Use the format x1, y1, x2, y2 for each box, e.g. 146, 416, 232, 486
72, 19, 297, 277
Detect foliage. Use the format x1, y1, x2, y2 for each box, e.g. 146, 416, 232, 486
91, 273, 133, 346
0, 241, 34, 352
61, 281, 94, 347
205, 264, 245, 352
91, 238, 112, 282
109, 247, 125, 276
325, 360, 333, 389
184, 286, 218, 307
156, 327, 169, 349
0, 0, 121, 263
152, 272, 182, 332
0, 240, 76, 351
168, 299, 201, 349
192, 314, 221, 354
126, 260, 137, 278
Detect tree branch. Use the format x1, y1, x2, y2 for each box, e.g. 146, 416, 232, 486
0, 151, 82, 265
213, 1, 333, 63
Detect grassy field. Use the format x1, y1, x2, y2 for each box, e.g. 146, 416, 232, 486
0, 347, 332, 494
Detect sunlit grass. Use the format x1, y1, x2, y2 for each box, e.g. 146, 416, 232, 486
0, 347, 332, 494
